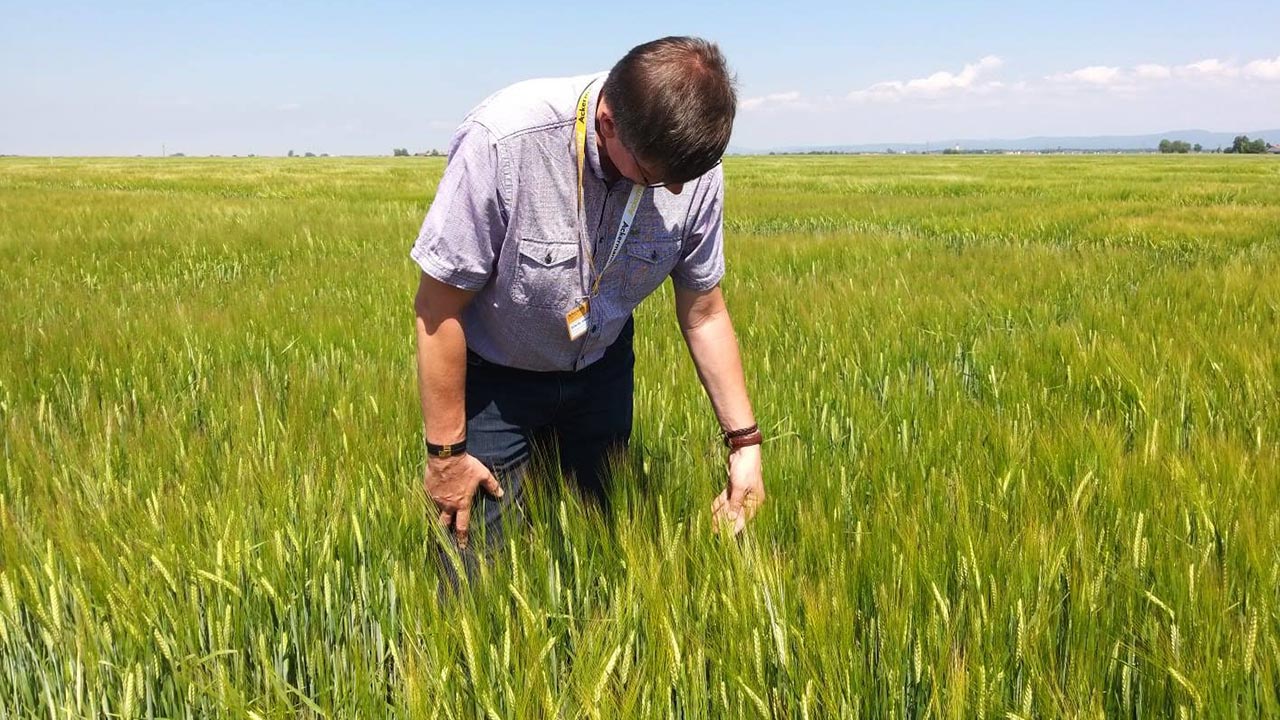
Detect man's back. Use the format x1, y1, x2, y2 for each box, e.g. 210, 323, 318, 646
461, 73, 601, 141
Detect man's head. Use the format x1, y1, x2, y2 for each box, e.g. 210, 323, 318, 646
597, 36, 737, 191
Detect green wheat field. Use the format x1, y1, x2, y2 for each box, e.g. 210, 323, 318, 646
1, 155, 1278, 718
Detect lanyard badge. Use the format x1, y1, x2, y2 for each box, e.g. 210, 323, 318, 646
566, 81, 646, 340
565, 301, 590, 341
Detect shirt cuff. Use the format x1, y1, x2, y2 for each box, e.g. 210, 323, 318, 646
671, 267, 724, 292
410, 247, 490, 291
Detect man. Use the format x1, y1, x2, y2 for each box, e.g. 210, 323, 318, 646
411, 36, 764, 571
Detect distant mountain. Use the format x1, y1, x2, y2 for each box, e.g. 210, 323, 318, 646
733, 129, 1280, 154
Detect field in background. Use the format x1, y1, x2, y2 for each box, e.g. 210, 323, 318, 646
1, 155, 1278, 717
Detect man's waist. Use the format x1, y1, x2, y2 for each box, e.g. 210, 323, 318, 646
466, 316, 634, 377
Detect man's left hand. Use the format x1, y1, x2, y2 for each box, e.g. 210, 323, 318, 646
711, 444, 764, 535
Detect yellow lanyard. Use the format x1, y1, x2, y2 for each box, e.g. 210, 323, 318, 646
575, 83, 646, 297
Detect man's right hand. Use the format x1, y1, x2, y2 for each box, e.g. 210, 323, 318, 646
424, 453, 504, 550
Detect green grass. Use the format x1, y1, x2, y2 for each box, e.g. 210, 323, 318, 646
1, 155, 1278, 717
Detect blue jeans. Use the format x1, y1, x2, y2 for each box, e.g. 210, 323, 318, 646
439, 317, 635, 586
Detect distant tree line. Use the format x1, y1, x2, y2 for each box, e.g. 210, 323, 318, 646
393, 148, 443, 157
1157, 136, 1271, 154
1224, 135, 1268, 154
1157, 139, 1199, 154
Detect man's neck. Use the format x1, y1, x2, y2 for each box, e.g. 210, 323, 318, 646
594, 103, 622, 184
596, 124, 622, 183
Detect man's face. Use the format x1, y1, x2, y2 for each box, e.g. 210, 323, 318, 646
597, 103, 685, 195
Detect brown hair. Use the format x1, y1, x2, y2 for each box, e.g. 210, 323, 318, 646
602, 36, 737, 184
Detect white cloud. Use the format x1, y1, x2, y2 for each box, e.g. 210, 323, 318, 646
1134, 64, 1172, 80
1244, 55, 1280, 81
1177, 58, 1238, 78
734, 53, 1279, 125
739, 91, 803, 111
1047, 55, 1280, 89
1049, 65, 1123, 85
849, 56, 1004, 102
733, 52, 1280, 148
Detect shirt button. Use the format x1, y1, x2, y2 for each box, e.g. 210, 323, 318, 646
544, 253, 552, 263
590, 324, 598, 334
650, 250, 658, 260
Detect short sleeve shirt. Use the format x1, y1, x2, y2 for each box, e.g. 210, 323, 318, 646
410, 73, 726, 372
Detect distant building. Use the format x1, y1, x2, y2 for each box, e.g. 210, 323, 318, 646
1269, 144, 1280, 154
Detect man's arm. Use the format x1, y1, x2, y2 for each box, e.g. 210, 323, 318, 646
414, 272, 472, 444
675, 284, 764, 534
414, 272, 502, 549
409, 119, 507, 550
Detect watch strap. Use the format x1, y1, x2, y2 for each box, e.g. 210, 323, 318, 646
425, 438, 467, 459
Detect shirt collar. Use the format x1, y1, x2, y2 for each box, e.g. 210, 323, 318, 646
584, 74, 607, 181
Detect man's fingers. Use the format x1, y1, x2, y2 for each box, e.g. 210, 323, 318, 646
454, 506, 471, 550
711, 490, 727, 514
712, 483, 762, 535
438, 510, 453, 529
726, 480, 747, 515
481, 471, 505, 500
711, 490, 730, 534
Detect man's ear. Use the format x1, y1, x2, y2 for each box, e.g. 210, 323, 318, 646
597, 102, 617, 140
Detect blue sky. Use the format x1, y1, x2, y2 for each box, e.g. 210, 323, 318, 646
2, 0, 1278, 155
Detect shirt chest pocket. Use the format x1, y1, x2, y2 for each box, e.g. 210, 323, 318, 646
510, 239, 580, 310
622, 237, 681, 302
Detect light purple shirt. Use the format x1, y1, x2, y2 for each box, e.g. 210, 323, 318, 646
411, 73, 726, 372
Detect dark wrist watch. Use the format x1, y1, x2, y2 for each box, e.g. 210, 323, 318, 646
425, 437, 467, 459
723, 423, 763, 451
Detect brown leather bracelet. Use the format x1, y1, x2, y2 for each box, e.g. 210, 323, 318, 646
723, 423, 759, 440
724, 425, 763, 450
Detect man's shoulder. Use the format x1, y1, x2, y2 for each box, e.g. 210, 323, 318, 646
463, 72, 606, 141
